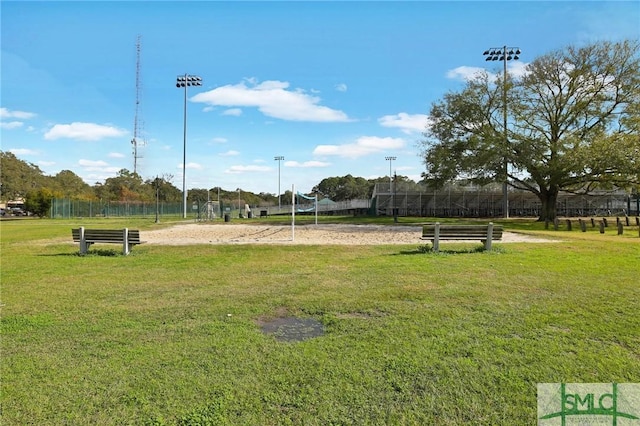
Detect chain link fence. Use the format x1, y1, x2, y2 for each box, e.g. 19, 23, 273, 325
50, 199, 183, 218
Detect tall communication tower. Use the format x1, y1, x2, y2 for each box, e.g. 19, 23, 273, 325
132, 35, 145, 174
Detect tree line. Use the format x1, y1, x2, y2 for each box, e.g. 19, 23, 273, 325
0, 151, 406, 217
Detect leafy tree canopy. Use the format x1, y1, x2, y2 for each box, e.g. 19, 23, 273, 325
0, 151, 47, 201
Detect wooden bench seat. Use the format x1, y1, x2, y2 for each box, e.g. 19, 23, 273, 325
72, 227, 143, 255
421, 222, 503, 252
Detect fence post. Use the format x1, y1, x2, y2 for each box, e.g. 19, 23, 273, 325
579, 219, 587, 232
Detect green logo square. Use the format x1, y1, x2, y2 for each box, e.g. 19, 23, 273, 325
538, 383, 640, 425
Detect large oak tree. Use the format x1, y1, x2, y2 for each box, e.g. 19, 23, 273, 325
420, 40, 640, 221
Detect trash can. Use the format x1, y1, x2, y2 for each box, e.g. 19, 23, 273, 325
224, 214, 230, 222
248, 211, 253, 219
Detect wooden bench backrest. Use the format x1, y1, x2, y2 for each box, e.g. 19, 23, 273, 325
422, 224, 503, 239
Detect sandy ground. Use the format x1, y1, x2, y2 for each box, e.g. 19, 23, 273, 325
142, 223, 558, 245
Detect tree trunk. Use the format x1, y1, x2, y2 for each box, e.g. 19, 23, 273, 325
538, 188, 559, 223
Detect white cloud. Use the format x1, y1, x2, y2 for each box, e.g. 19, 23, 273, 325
211, 137, 228, 144
191, 79, 351, 122
222, 108, 242, 116
335, 83, 348, 92
10, 148, 38, 155
225, 164, 271, 174
447, 62, 530, 82
507, 61, 529, 79
446, 66, 485, 81
202, 106, 215, 112
285, 160, 331, 168
44, 122, 128, 141
79, 159, 109, 167
378, 113, 431, 134
38, 160, 55, 167
313, 136, 405, 159
0, 108, 36, 119
178, 162, 203, 170
108, 152, 125, 158
396, 165, 415, 172
219, 150, 240, 156
78, 159, 120, 174
0, 121, 24, 129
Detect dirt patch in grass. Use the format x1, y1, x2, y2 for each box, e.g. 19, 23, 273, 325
258, 317, 325, 342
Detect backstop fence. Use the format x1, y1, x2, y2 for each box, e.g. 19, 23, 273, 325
372, 183, 639, 218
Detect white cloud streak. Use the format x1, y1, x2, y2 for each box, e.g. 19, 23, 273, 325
446, 66, 485, 81
0, 108, 36, 119
447, 62, 530, 82
79, 159, 109, 167
285, 160, 331, 168
313, 136, 405, 159
335, 83, 348, 92
222, 108, 243, 116
0, 121, 24, 129
191, 79, 351, 122
10, 148, 38, 155
45, 122, 128, 141
224, 164, 271, 174
178, 162, 203, 170
78, 159, 120, 174
378, 113, 430, 134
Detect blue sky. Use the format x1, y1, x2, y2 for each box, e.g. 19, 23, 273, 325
2, 1, 639, 195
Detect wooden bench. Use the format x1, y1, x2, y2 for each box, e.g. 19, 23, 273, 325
421, 222, 503, 252
72, 227, 144, 255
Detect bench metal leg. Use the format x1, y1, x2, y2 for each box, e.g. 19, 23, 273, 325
79, 226, 88, 255
123, 228, 130, 255
485, 223, 494, 251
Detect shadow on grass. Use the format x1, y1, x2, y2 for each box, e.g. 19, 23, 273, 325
397, 245, 507, 256
41, 249, 125, 257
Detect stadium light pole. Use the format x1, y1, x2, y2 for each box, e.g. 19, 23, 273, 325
483, 46, 520, 218
385, 156, 396, 188
274, 156, 284, 210
176, 73, 202, 219
385, 156, 396, 218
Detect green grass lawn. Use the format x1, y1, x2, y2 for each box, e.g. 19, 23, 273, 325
1, 217, 639, 425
